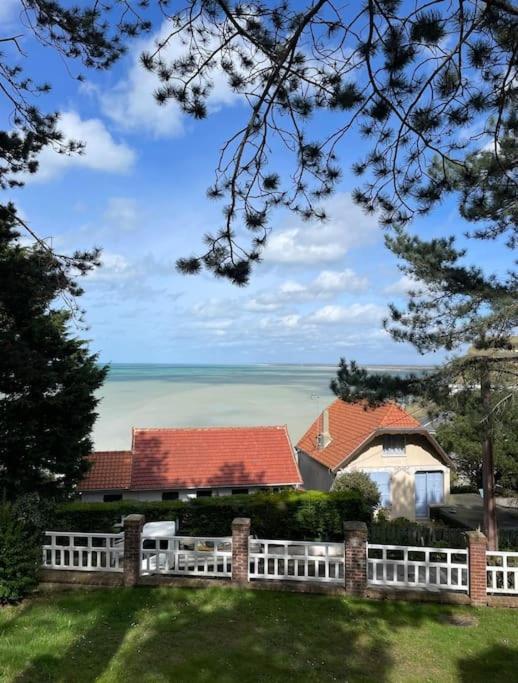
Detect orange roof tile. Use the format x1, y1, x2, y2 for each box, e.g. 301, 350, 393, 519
296, 399, 421, 470
78, 426, 302, 492
79, 451, 133, 491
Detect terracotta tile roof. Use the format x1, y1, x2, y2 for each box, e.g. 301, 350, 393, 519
79, 451, 133, 491
296, 399, 421, 470
78, 426, 302, 492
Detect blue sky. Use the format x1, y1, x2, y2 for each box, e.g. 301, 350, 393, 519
2, 1, 506, 365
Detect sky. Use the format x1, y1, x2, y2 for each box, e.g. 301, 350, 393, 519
1, 2, 508, 365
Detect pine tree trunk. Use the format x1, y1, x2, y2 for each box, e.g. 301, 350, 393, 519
480, 361, 498, 550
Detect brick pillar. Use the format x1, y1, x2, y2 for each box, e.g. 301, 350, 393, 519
467, 530, 488, 606
344, 521, 368, 596
123, 514, 145, 587
232, 517, 250, 584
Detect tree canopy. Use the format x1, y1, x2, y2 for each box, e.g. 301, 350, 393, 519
0, 204, 107, 500
436, 390, 518, 492
1, 1, 516, 283
138, 0, 517, 283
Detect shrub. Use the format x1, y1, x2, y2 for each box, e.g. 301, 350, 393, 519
369, 518, 467, 548
331, 471, 381, 508
51, 490, 373, 541
450, 484, 479, 494
0, 503, 42, 604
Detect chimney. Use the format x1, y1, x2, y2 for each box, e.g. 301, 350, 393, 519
317, 409, 332, 449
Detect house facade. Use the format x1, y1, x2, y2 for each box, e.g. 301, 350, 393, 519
78, 425, 302, 502
296, 400, 452, 520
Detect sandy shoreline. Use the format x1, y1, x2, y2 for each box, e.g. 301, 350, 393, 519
93, 379, 334, 449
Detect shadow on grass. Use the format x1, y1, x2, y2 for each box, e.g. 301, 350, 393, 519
457, 644, 518, 681
9, 588, 161, 683
0, 586, 466, 683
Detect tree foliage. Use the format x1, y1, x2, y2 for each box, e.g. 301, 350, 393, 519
331, 470, 381, 509
1, 2, 516, 283
133, 0, 517, 283
0, 205, 107, 500
436, 391, 518, 492
330, 358, 421, 406
1, 0, 149, 190
0, 502, 41, 604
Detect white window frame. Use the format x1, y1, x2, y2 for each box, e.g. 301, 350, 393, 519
383, 434, 406, 457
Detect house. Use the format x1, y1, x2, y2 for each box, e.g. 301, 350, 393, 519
296, 399, 452, 520
78, 425, 302, 502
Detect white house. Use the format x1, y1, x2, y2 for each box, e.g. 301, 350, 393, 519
296, 399, 452, 520
78, 425, 302, 502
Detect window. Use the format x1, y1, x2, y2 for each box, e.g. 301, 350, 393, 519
162, 491, 179, 501
196, 489, 212, 497
231, 488, 249, 495
383, 435, 406, 455
103, 493, 122, 503
368, 472, 392, 507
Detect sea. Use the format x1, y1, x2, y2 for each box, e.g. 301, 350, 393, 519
93, 363, 434, 450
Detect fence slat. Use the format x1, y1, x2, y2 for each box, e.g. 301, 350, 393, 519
42, 532, 124, 572
367, 544, 468, 593
141, 536, 232, 578
486, 551, 518, 595
249, 539, 344, 583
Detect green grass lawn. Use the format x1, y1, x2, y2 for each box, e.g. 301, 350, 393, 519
0, 587, 516, 682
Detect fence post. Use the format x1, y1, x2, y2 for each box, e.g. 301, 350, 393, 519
232, 517, 250, 584
123, 514, 145, 587
344, 521, 368, 596
467, 530, 488, 606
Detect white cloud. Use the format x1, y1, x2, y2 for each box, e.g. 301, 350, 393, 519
244, 267, 368, 312
244, 298, 281, 312
104, 197, 140, 231
32, 111, 135, 181
384, 274, 428, 296
88, 251, 173, 284
100, 21, 240, 137
263, 193, 379, 265
313, 269, 368, 294
310, 303, 384, 325
194, 319, 234, 331
88, 252, 133, 282
191, 298, 239, 320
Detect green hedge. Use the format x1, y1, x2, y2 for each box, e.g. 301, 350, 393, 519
369, 519, 468, 548
52, 490, 372, 541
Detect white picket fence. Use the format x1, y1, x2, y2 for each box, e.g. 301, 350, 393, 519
141, 536, 232, 577
42, 529, 518, 601
249, 539, 344, 583
367, 544, 469, 592
42, 532, 124, 572
486, 551, 518, 595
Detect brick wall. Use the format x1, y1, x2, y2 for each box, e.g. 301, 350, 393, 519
467, 530, 488, 606
344, 521, 368, 596
231, 517, 250, 584
123, 514, 145, 587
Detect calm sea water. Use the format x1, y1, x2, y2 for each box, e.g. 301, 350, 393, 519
93, 363, 433, 450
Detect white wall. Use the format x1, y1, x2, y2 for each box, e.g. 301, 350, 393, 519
80, 485, 284, 503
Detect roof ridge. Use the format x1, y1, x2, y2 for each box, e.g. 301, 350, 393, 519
93, 450, 132, 455
380, 402, 419, 426
132, 425, 287, 432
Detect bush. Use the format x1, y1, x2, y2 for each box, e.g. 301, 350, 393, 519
52, 490, 373, 541
450, 484, 479, 494
0, 503, 42, 604
369, 518, 467, 548
331, 471, 381, 508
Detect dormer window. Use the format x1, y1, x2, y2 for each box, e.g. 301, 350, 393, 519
383, 435, 405, 456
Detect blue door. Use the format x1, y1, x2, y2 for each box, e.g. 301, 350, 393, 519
369, 472, 391, 507
415, 471, 444, 517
